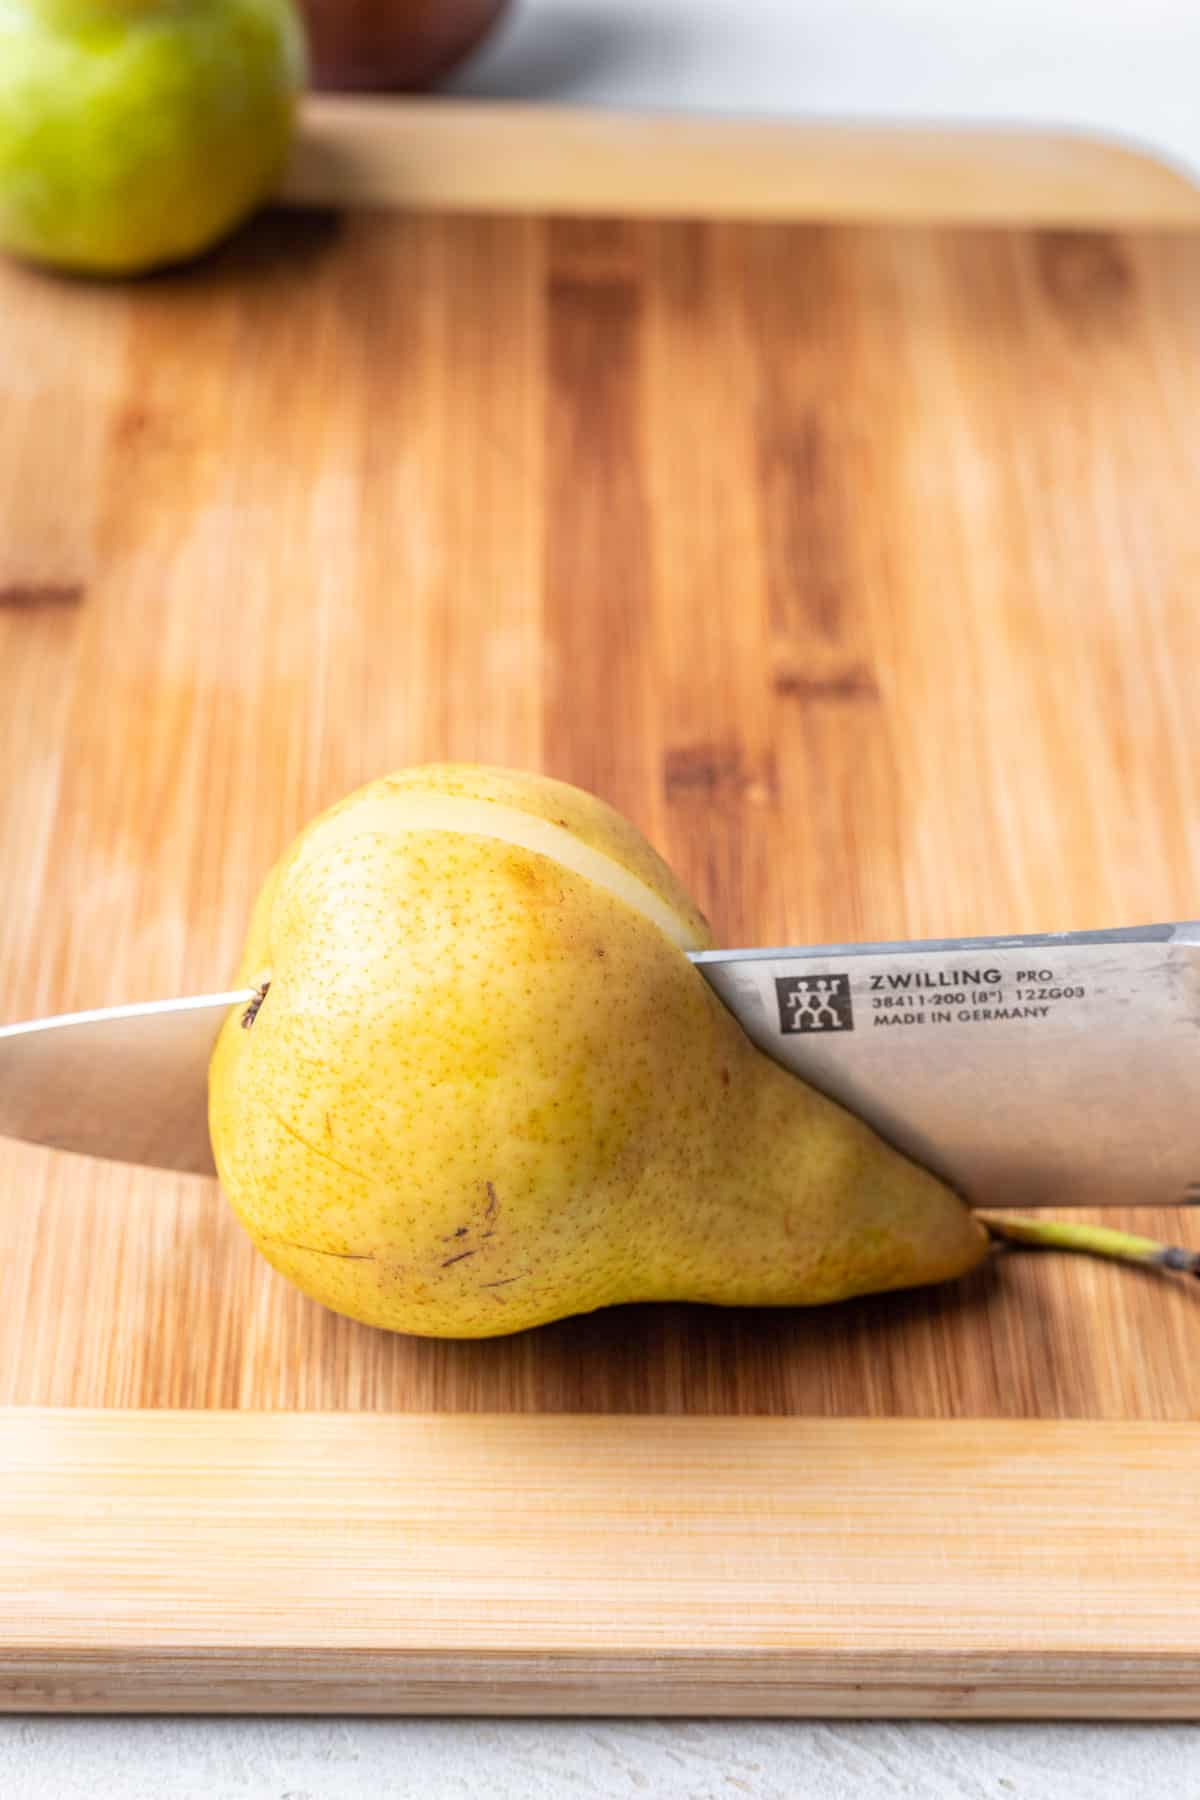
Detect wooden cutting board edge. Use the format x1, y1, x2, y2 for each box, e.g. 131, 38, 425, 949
285, 96, 1200, 226
3, 1410, 1199, 1717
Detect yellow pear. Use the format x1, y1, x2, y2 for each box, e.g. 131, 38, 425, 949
209, 765, 989, 1336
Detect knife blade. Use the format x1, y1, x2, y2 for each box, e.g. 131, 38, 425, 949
0, 922, 1196, 1203
0, 992, 254, 1177
696, 921, 1200, 1210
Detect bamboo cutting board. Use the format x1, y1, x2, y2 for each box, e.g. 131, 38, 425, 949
1, 104, 1199, 1714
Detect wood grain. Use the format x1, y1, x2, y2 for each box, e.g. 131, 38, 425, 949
286, 98, 1200, 226
2, 212, 1198, 1420
3, 1410, 1200, 1716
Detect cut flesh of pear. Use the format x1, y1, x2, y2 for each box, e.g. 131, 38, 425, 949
287, 792, 702, 951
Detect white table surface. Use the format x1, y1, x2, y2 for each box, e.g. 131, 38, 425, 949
7, 2, 1200, 1793
3, 1716, 1200, 1798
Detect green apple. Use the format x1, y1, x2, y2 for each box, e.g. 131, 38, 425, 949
0, 0, 306, 275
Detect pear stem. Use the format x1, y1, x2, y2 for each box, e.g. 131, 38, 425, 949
977, 1211, 1200, 1277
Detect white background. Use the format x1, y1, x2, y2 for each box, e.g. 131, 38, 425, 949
7, 2, 1200, 1794
452, 0, 1200, 181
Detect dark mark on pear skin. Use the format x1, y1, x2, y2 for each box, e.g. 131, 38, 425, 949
442, 1189, 500, 1254
441, 1249, 478, 1269
267, 1237, 372, 1261
241, 982, 270, 1028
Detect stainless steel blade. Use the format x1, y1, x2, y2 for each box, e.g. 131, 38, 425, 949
1, 921, 1196, 1199
694, 921, 1200, 1209
0, 992, 254, 1176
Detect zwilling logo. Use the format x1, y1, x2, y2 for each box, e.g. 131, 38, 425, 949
776, 973, 854, 1034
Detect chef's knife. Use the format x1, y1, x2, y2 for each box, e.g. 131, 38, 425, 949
1, 922, 1196, 1209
